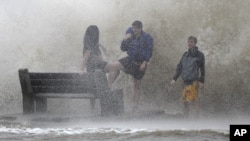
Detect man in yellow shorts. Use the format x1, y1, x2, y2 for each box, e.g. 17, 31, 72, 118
171, 36, 205, 118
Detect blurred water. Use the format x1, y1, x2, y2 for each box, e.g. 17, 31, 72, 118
0, 128, 228, 141
1, 0, 250, 115
0, 1, 250, 140
0, 113, 238, 141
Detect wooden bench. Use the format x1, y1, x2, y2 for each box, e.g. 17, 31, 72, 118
18, 68, 124, 116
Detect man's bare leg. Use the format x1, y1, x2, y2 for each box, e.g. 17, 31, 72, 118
183, 101, 189, 118
106, 61, 122, 86
133, 79, 141, 110
193, 100, 199, 118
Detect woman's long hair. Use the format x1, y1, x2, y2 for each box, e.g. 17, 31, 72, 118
83, 25, 100, 54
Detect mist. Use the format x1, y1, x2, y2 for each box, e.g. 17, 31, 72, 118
0, 0, 250, 116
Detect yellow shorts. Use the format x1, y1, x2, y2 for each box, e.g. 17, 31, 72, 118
182, 81, 199, 102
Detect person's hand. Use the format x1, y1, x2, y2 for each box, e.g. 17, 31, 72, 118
79, 65, 85, 75
79, 70, 85, 76
170, 80, 176, 86
123, 33, 132, 41
140, 62, 147, 71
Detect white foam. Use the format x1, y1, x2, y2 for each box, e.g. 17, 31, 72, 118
0, 125, 229, 137
0, 126, 157, 135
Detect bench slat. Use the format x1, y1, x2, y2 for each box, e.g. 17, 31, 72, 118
32, 86, 97, 94
30, 79, 95, 87
29, 73, 92, 80
36, 93, 96, 98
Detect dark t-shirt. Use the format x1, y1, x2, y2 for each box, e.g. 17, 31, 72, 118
83, 44, 107, 72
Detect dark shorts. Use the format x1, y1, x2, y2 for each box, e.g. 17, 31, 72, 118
86, 60, 107, 73
119, 56, 146, 80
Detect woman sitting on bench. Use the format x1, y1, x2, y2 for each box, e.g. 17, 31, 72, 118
80, 25, 110, 111
80, 25, 109, 74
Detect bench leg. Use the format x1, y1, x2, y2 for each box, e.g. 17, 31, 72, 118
19, 69, 35, 113
112, 89, 124, 114
100, 94, 109, 116
100, 89, 124, 116
22, 93, 35, 113
35, 97, 47, 112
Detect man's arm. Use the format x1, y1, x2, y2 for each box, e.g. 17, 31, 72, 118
140, 34, 153, 71
144, 34, 153, 62
120, 33, 132, 51
199, 53, 205, 83
173, 54, 184, 81
171, 55, 184, 86
121, 27, 134, 51
198, 53, 205, 89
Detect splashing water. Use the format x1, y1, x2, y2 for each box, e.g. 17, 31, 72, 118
0, 0, 249, 120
